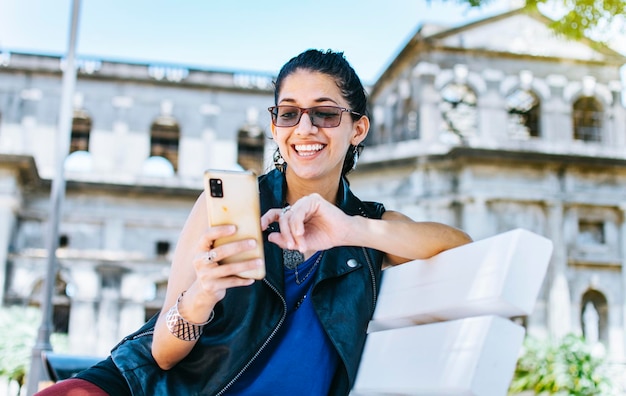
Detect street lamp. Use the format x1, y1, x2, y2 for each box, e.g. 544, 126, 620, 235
26, 0, 82, 394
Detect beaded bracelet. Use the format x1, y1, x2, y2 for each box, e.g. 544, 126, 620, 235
165, 291, 214, 341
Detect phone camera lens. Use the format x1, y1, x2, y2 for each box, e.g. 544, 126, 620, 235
209, 178, 223, 198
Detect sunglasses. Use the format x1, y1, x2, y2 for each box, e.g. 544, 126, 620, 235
268, 105, 362, 128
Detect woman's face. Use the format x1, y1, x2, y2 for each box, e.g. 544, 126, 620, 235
271, 70, 369, 182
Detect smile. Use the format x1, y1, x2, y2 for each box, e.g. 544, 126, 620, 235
294, 144, 325, 156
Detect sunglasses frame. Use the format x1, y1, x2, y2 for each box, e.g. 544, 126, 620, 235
268, 105, 362, 128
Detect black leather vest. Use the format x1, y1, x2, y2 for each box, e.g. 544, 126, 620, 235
111, 170, 386, 395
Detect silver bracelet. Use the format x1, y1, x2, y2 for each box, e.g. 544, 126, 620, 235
165, 291, 214, 341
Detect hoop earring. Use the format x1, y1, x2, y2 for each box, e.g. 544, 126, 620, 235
273, 150, 286, 173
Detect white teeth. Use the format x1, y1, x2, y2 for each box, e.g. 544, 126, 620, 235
294, 144, 324, 153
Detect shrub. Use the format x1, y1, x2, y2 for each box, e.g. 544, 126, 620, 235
0, 306, 67, 394
509, 333, 612, 395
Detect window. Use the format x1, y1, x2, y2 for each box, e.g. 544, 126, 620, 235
577, 220, 605, 245
59, 234, 69, 248
506, 89, 540, 138
397, 99, 418, 141
440, 83, 477, 142
155, 241, 170, 256
237, 108, 265, 174
237, 124, 265, 175
150, 115, 180, 172
70, 109, 92, 153
397, 80, 417, 141
573, 97, 603, 142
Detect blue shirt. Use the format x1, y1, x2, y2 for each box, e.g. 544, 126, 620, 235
224, 251, 339, 395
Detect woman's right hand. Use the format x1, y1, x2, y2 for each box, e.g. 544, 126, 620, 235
190, 224, 261, 308
177, 224, 262, 327
153, 194, 262, 370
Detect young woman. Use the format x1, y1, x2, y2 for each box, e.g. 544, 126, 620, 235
36, 49, 471, 396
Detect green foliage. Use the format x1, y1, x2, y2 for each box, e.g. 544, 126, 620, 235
529, 0, 626, 41
509, 334, 612, 395
443, 0, 626, 44
0, 306, 68, 390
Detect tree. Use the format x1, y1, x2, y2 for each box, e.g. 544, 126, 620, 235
451, 0, 625, 43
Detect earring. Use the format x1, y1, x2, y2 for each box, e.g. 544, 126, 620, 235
352, 145, 360, 170
273, 150, 286, 173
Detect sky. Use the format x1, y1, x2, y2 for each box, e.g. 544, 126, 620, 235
0, 0, 518, 85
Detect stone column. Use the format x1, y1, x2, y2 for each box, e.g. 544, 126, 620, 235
118, 273, 152, 340
610, 86, 625, 148
413, 62, 441, 144
67, 265, 100, 355
477, 70, 506, 145
0, 169, 21, 304
546, 201, 571, 340
0, 196, 18, 304
543, 75, 571, 144
619, 204, 626, 359
96, 267, 123, 355
461, 195, 490, 241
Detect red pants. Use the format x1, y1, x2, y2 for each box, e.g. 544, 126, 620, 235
34, 378, 108, 396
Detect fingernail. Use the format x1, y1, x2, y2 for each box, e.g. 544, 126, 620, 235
248, 239, 256, 247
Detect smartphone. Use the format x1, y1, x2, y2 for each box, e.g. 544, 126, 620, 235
203, 169, 265, 280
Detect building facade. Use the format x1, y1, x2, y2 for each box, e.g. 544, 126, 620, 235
1, 7, 626, 366
0, 52, 275, 355
351, 8, 626, 363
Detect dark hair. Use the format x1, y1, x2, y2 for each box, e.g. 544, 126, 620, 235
273, 49, 368, 177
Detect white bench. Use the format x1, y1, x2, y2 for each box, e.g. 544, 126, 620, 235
351, 228, 553, 396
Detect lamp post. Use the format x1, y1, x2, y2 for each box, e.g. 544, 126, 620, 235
26, 0, 82, 394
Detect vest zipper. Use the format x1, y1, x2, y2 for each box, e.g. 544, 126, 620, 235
357, 206, 378, 312
130, 330, 154, 340
216, 278, 287, 395
361, 247, 377, 312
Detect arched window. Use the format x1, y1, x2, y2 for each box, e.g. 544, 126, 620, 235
573, 97, 603, 142
399, 98, 418, 141
580, 289, 608, 345
237, 125, 265, 175
150, 114, 180, 172
392, 80, 417, 142
440, 83, 477, 143
70, 109, 92, 153
506, 88, 540, 138
237, 108, 265, 174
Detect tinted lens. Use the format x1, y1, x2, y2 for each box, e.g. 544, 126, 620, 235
310, 106, 343, 127
273, 106, 301, 127
269, 106, 345, 127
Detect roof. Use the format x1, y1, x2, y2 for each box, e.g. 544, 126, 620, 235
372, 6, 626, 94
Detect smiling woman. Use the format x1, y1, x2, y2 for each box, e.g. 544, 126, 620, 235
34, 48, 471, 396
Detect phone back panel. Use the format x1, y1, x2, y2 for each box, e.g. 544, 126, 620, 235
203, 169, 265, 279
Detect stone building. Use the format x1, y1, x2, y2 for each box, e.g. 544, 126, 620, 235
351, 7, 626, 363
0, 53, 275, 355
1, 6, 626, 366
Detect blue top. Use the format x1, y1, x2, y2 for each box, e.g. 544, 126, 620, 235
223, 251, 339, 395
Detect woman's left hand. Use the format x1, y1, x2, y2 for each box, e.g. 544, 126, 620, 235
261, 193, 352, 253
